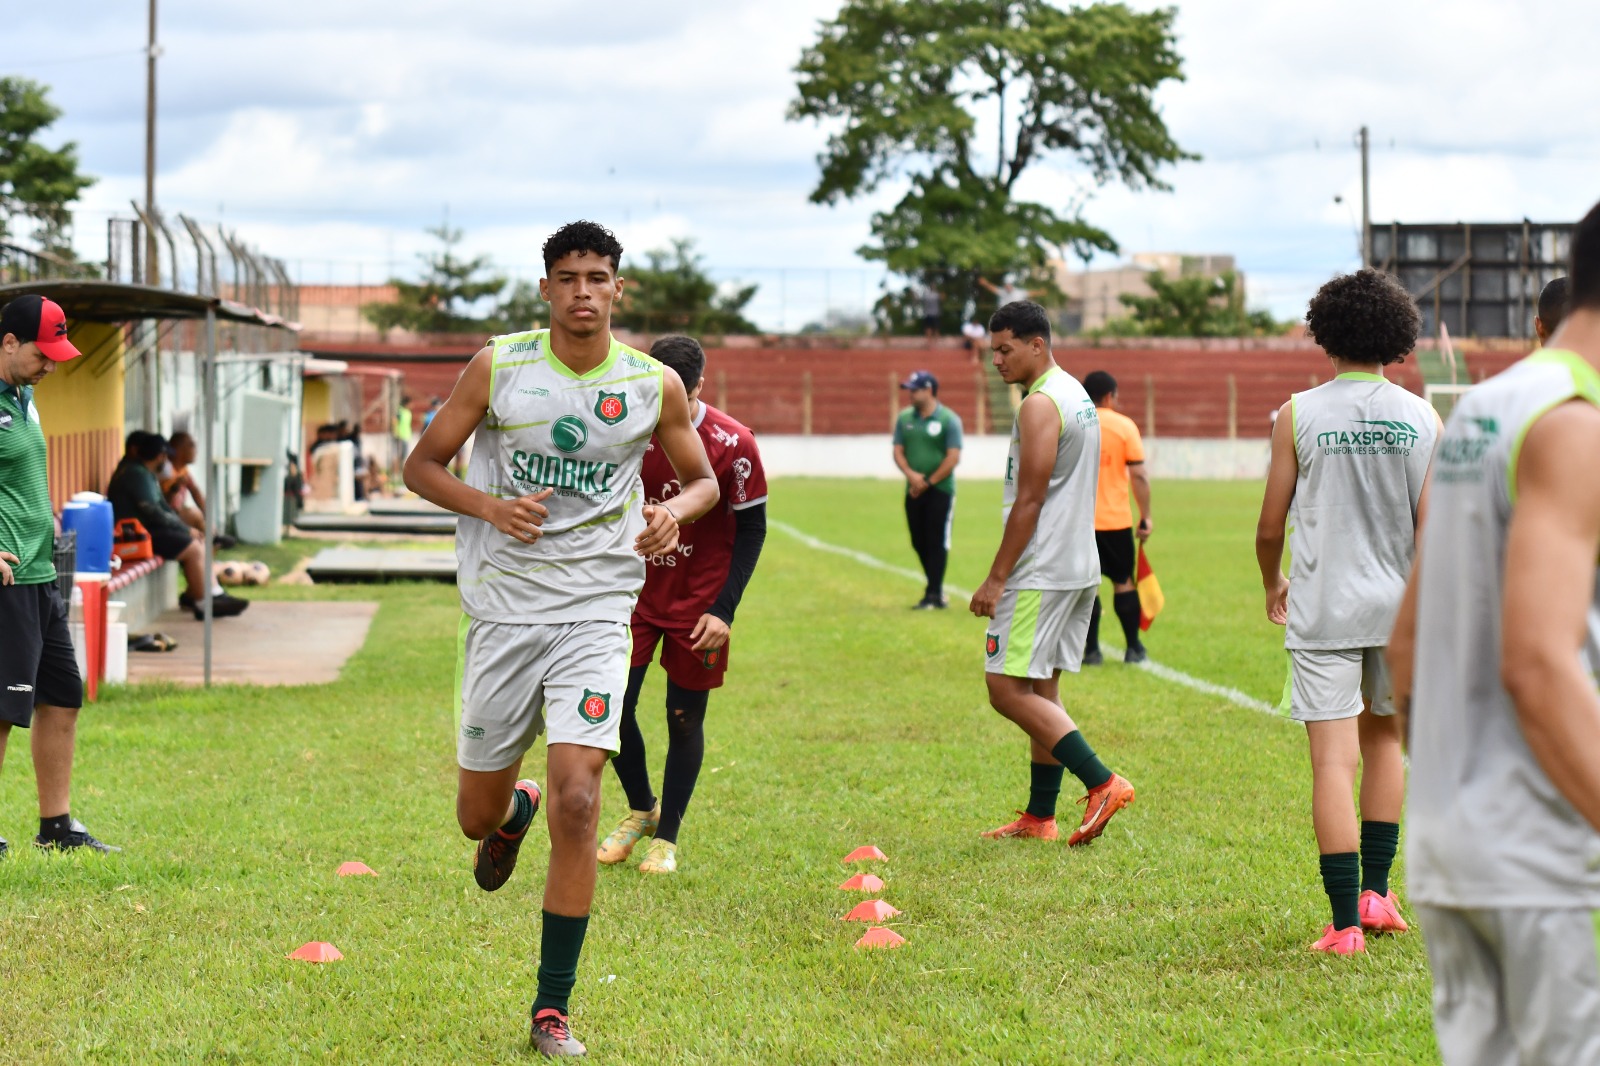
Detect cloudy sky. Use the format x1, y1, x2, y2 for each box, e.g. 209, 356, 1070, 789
14, 0, 1600, 330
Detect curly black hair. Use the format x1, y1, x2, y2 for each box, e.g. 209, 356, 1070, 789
1305, 269, 1420, 365
542, 220, 623, 274
650, 334, 706, 392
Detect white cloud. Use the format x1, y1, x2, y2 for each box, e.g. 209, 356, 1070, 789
18, 0, 1600, 328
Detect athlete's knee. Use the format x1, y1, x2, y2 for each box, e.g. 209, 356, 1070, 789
456, 793, 505, 840
664, 685, 709, 739
549, 776, 602, 834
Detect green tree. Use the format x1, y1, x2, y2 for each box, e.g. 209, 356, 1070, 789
613, 238, 759, 336
1097, 270, 1291, 338
363, 225, 508, 334
0, 77, 95, 260
788, 1, 1192, 330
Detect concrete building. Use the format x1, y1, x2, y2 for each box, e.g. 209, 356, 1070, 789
1049, 253, 1239, 334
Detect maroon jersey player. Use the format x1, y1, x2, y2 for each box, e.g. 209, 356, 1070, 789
597, 334, 768, 875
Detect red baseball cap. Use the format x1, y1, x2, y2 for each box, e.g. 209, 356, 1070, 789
0, 294, 81, 361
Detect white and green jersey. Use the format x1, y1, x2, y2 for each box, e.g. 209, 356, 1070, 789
1286, 372, 1438, 649
457, 330, 665, 625
1002, 366, 1101, 591
1408, 349, 1600, 908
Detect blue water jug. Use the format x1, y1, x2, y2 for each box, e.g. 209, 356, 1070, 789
61, 499, 114, 573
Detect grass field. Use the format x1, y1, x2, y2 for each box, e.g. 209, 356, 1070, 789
0, 479, 1438, 1064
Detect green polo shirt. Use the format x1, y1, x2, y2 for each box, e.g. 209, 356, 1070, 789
0, 381, 57, 585
892, 402, 964, 496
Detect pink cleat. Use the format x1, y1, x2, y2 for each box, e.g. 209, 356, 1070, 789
1310, 924, 1367, 955
1358, 890, 1410, 934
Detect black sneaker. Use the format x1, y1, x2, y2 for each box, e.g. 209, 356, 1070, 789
0, 837, 8, 859
530, 1008, 586, 1057
1123, 645, 1148, 664
35, 818, 121, 853
213, 534, 239, 550
190, 592, 250, 621
473, 779, 541, 891
1082, 648, 1104, 666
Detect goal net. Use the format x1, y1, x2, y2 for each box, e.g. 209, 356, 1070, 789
1424, 383, 1474, 423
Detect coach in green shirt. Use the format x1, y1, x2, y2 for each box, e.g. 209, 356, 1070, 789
892, 369, 963, 609
0, 295, 116, 856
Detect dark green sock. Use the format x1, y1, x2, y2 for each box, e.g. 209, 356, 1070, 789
1319, 852, 1361, 930
1049, 731, 1113, 791
1025, 762, 1066, 818
532, 911, 589, 1016
502, 786, 533, 837
1360, 821, 1399, 897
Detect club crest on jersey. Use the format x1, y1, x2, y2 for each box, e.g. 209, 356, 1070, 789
580, 689, 611, 724
551, 415, 589, 453
985, 633, 1000, 657
595, 391, 627, 425
702, 648, 721, 669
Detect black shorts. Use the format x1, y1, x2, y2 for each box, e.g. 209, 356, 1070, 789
150, 525, 193, 561
1094, 528, 1136, 585
921, 314, 940, 332
0, 581, 83, 726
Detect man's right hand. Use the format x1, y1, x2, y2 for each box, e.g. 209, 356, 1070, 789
0, 550, 16, 586
907, 472, 928, 497
488, 489, 555, 544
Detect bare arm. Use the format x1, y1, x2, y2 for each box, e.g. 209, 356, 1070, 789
893, 444, 927, 496
1254, 400, 1297, 625
402, 346, 554, 543
1387, 461, 1438, 745
1501, 401, 1600, 832
977, 278, 999, 295
638, 371, 717, 557
927, 447, 961, 489
1130, 461, 1152, 540
970, 394, 1057, 618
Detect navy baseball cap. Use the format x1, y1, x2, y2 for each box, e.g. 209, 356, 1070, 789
899, 370, 937, 391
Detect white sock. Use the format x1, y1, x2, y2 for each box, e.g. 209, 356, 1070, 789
211, 582, 224, 597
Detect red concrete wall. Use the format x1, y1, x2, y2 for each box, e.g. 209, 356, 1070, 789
339, 344, 1531, 441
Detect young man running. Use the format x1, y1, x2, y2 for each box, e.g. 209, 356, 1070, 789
970, 301, 1135, 844
1391, 200, 1600, 1062
597, 334, 768, 875
1255, 269, 1438, 955
1080, 370, 1152, 664
404, 221, 718, 1057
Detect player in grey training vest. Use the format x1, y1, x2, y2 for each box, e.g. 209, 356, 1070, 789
1389, 199, 1600, 1065
970, 301, 1135, 846
404, 220, 718, 1058
1255, 269, 1439, 955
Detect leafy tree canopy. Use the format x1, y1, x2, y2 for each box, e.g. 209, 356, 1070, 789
1097, 270, 1292, 338
789, 0, 1192, 295
363, 226, 509, 334
0, 77, 95, 260
613, 238, 759, 336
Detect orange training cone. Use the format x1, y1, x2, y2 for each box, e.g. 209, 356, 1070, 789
838, 873, 885, 892
288, 941, 344, 963
842, 845, 887, 863
842, 899, 902, 922
337, 861, 376, 877
854, 927, 907, 950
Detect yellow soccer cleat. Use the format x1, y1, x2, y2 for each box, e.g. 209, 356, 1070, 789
638, 839, 677, 875
597, 806, 659, 865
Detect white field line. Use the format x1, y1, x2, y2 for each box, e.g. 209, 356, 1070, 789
771, 519, 1281, 718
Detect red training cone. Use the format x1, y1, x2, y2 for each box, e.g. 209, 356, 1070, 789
842, 845, 887, 863
288, 941, 344, 963
842, 899, 902, 922
337, 861, 376, 877
854, 927, 907, 950
838, 873, 885, 892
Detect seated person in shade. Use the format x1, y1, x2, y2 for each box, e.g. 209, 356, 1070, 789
107, 432, 248, 620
